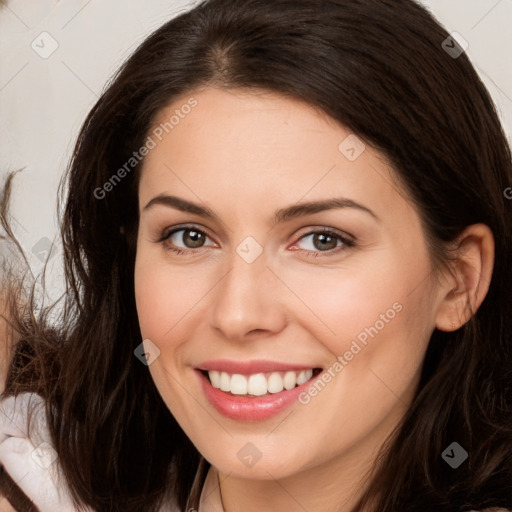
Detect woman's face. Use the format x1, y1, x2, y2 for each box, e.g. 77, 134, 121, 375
134, 87, 446, 480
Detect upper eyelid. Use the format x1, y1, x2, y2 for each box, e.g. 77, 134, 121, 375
160, 223, 214, 237
290, 226, 355, 246
297, 226, 354, 239
159, 223, 352, 237
291, 230, 354, 251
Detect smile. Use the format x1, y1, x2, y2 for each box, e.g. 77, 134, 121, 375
195, 360, 323, 421
206, 369, 319, 396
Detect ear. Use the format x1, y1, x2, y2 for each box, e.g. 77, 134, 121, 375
435, 223, 494, 332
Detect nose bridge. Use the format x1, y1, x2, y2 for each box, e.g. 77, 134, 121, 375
210, 245, 286, 340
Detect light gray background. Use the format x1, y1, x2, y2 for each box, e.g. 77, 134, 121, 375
1, 0, 511, 297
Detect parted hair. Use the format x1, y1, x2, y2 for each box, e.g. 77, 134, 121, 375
1, 0, 511, 511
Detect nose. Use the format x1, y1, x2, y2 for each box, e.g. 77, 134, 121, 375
210, 251, 288, 342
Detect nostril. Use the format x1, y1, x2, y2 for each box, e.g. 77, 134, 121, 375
247, 328, 266, 336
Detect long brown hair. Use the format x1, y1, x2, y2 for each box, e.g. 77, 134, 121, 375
1, 0, 511, 510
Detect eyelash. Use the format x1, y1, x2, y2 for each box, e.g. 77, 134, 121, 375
154, 224, 356, 257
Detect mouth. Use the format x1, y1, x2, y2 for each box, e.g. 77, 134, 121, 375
201, 368, 323, 397
195, 362, 323, 421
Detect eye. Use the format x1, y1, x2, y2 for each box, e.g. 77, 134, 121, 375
156, 225, 216, 254
289, 229, 355, 257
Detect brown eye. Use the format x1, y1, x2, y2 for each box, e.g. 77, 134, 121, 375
165, 228, 208, 249
158, 226, 216, 254
312, 232, 338, 251
294, 230, 354, 253
179, 229, 206, 248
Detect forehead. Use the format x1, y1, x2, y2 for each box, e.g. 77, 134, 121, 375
139, 87, 411, 223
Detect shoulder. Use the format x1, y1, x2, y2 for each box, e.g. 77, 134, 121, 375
0, 394, 177, 512
0, 392, 91, 512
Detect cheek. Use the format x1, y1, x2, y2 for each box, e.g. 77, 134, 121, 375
134, 246, 213, 352
289, 270, 390, 323
282, 248, 435, 369
134, 248, 200, 409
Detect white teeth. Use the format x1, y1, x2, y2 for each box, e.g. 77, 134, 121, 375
283, 371, 297, 390
230, 374, 248, 395
209, 370, 221, 389
267, 372, 284, 393
220, 372, 231, 392
248, 373, 268, 396
207, 369, 315, 396
297, 370, 311, 385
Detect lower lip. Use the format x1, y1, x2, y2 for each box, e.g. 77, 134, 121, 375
196, 370, 318, 421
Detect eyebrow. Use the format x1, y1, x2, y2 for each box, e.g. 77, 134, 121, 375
272, 197, 379, 224
143, 194, 380, 224
144, 194, 219, 219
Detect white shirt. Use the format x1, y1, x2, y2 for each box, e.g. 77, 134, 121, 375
0, 393, 224, 512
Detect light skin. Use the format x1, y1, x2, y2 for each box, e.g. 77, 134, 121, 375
134, 87, 494, 511
0, 496, 16, 512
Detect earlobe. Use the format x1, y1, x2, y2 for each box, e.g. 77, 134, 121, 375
435, 224, 494, 332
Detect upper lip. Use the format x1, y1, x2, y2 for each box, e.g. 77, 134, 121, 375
197, 359, 321, 374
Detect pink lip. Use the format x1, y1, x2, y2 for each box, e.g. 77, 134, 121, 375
197, 359, 316, 375
196, 365, 321, 422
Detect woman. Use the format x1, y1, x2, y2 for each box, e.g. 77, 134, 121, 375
0, 0, 511, 510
